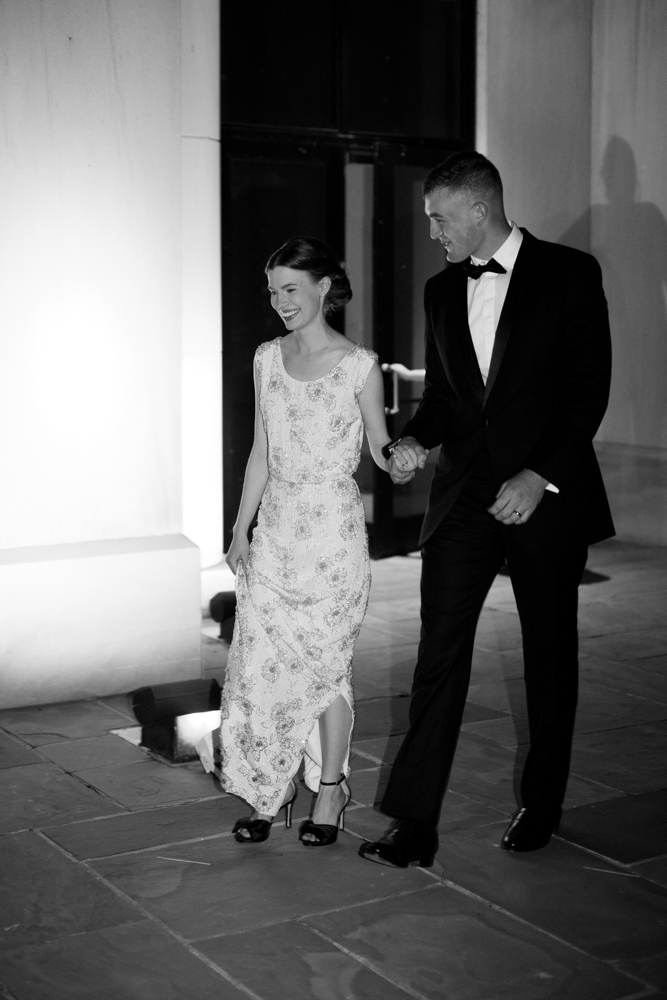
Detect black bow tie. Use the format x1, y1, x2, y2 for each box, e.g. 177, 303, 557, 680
462, 257, 506, 279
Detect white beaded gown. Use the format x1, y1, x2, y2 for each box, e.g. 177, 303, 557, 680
220, 337, 377, 816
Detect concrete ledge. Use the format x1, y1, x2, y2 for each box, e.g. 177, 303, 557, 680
595, 441, 667, 547
0, 535, 202, 709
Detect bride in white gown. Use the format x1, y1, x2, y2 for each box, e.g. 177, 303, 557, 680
220, 236, 409, 846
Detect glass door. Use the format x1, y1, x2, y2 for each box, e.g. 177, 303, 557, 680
365, 143, 456, 556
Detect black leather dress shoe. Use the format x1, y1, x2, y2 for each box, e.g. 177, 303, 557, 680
500, 807, 561, 852
358, 819, 438, 868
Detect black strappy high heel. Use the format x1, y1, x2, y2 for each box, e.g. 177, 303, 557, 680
232, 781, 297, 843
298, 773, 351, 847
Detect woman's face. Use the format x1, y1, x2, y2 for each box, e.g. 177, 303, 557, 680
267, 266, 327, 331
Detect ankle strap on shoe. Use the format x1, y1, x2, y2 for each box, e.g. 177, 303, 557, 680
319, 773, 346, 786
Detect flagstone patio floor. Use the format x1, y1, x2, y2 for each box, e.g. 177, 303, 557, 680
1, 539, 666, 999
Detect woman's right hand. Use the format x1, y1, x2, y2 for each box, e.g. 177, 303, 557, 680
226, 534, 249, 575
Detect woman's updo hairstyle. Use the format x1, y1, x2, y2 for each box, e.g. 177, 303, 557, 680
266, 236, 352, 318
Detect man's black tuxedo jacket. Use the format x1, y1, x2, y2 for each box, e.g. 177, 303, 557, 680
402, 230, 615, 551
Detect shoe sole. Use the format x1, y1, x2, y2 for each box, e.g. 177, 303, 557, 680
500, 837, 554, 852
359, 848, 435, 869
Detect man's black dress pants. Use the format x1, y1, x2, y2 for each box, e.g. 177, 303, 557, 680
380, 451, 588, 829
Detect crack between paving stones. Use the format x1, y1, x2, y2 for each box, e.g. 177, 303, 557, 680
551, 834, 667, 872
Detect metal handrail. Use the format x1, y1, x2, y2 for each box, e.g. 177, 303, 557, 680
381, 363, 425, 415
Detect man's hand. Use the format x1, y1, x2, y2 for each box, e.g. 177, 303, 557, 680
488, 469, 548, 525
388, 455, 415, 484
388, 436, 429, 485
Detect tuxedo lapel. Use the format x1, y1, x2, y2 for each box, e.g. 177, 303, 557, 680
483, 234, 537, 406
444, 266, 485, 406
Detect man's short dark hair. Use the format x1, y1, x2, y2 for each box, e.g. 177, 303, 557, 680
423, 151, 503, 201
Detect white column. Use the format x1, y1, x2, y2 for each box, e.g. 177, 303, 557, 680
181, 0, 223, 569
0, 1, 202, 708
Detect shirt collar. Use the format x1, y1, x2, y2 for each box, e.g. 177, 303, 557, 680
471, 222, 523, 270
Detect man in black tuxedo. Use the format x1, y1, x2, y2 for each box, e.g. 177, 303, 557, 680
359, 151, 614, 868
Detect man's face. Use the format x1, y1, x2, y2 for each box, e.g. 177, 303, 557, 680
425, 187, 483, 263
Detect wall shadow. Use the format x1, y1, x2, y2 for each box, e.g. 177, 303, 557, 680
559, 136, 667, 447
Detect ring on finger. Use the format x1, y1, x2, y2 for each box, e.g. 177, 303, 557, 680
513, 509, 522, 517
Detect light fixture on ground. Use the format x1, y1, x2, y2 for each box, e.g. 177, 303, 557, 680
130, 679, 221, 763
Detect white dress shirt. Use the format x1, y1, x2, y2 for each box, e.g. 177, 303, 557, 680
467, 222, 523, 384
467, 223, 558, 492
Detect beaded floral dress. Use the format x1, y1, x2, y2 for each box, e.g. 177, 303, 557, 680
220, 337, 377, 816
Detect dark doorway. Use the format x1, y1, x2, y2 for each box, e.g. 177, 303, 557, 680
221, 138, 345, 547
220, 3, 476, 555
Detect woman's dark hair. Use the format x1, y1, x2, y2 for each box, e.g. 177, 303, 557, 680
265, 236, 352, 317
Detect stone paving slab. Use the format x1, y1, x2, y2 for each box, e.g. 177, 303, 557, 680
197, 919, 415, 999
560, 790, 667, 864
0, 732, 42, 769
616, 951, 667, 996
353, 695, 412, 740
579, 656, 667, 704
430, 820, 667, 963
73, 759, 217, 809
37, 734, 150, 771
352, 733, 405, 766
580, 629, 667, 663
0, 831, 138, 951
602, 590, 667, 622
304, 884, 640, 1000
353, 622, 420, 652
352, 667, 417, 700
0, 763, 124, 834
43, 788, 317, 862
353, 696, 508, 743
577, 600, 664, 637
356, 725, 623, 815
633, 858, 667, 890
0, 699, 133, 745
90, 827, 430, 942
0, 920, 247, 1000
569, 722, 667, 794
471, 609, 524, 652
463, 681, 667, 744
344, 788, 504, 849
347, 763, 390, 804
364, 597, 423, 623
347, 764, 504, 825
465, 673, 525, 714
343, 803, 399, 843
445, 732, 520, 812
43, 795, 236, 860
469, 646, 526, 680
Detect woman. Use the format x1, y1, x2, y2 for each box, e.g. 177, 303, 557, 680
220, 236, 402, 846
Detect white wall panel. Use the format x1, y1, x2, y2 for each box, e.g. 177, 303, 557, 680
481, 0, 592, 246
181, 0, 221, 140
0, 535, 201, 709
0, 0, 182, 549
180, 1, 223, 567
591, 0, 667, 449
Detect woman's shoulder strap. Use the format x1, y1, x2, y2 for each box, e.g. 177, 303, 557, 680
254, 338, 280, 394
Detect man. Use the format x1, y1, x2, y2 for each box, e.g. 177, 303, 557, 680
360, 151, 614, 868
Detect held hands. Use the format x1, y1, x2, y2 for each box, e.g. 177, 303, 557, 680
387, 437, 429, 485
488, 469, 548, 525
226, 533, 249, 575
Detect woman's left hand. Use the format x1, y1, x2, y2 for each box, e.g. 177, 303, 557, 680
226, 534, 250, 575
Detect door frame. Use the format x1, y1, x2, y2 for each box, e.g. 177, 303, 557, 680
220, 133, 469, 557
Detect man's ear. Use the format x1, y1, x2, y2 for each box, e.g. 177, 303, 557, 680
472, 201, 488, 226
